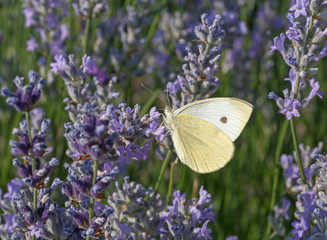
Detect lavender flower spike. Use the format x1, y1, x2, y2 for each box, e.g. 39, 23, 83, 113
1, 71, 46, 113
269, 0, 327, 119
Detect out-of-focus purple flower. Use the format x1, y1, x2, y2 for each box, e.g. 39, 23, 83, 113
72, 0, 107, 18
268, 198, 291, 237
1, 71, 46, 113
248, 2, 284, 60
83, 55, 109, 84
0, 178, 24, 236
23, 0, 69, 56
225, 236, 238, 240
26, 37, 39, 52
23, 5, 37, 27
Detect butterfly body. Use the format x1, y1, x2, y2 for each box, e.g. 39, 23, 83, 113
164, 98, 253, 173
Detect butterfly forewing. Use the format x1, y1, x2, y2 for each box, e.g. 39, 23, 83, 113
172, 114, 235, 173
174, 98, 253, 141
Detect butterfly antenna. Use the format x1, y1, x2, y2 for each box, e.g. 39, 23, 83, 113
141, 84, 167, 106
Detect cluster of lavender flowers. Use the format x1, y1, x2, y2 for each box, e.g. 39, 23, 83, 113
1, 72, 64, 239
166, 13, 225, 109
268, 142, 327, 239
50, 54, 165, 169
269, 0, 327, 120
267, 1, 327, 239
0, 66, 218, 239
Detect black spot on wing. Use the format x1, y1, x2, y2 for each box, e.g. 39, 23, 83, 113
220, 116, 227, 123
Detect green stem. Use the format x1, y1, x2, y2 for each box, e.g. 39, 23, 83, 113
86, 159, 98, 240
290, 118, 305, 182
123, 0, 134, 8
26, 112, 37, 240
68, 0, 75, 52
265, 119, 289, 237
83, 17, 91, 56
154, 150, 172, 194
166, 161, 175, 209
83, 2, 94, 56
266, 231, 277, 240
288, 17, 314, 187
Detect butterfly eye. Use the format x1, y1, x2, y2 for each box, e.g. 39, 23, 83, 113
220, 116, 228, 124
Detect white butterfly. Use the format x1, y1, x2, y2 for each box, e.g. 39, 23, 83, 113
164, 98, 253, 173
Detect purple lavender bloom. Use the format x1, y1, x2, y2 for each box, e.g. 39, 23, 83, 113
1, 71, 46, 113
291, 214, 310, 238
302, 78, 325, 106
287, 14, 301, 42
279, 98, 301, 120
290, 0, 309, 18
271, 33, 287, 56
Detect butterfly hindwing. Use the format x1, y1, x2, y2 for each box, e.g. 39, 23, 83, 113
171, 114, 235, 173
